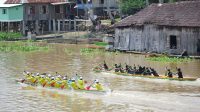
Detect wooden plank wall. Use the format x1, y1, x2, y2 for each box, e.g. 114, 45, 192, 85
115, 25, 200, 55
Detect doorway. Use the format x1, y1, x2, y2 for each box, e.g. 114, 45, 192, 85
170, 35, 177, 49
197, 39, 200, 55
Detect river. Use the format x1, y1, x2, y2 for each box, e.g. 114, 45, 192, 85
0, 44, 200, 112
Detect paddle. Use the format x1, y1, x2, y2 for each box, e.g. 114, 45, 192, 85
86, 80, 96, 90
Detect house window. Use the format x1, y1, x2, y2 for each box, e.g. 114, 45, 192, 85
100, 0, 104, 4
41, 5, 47, 14
83, 0, 87, 3
55, 5, 60, 13
2, 9, 7, 14
29, 6, 35, 14
170, 35, 177, 49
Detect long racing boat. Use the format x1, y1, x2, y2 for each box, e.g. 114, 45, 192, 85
93, 67, 198, 81
16, 78, 109, 94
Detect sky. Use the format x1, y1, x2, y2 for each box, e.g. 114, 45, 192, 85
0, 0, 7, 4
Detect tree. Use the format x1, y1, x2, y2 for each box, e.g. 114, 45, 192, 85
119, 0, 145, 15
119, 0, 186, 15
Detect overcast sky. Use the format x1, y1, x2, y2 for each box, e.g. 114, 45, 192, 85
0, 0, 7, 4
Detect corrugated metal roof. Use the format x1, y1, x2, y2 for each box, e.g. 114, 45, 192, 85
0, 4, 22, 7
51, 1, 75, 5
5, 0, 67, 4
115, 1, 200, 28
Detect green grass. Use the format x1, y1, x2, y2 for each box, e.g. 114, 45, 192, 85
80, 48, 105, 56
80, 48, 121, 57
64, 48, 74, 55
0, 32, 22, 41
94, 42, 108, 47
0, 41, 49, 52
145, 56, 192, 63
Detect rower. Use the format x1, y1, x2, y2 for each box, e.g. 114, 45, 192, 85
70, 78, 79, 90
150, 68, 159, 77
77, 77, 85, 90
60, 76, 69, 89
49, 77, 56, 87
103, 61, 109, 70
176, 68, 183, 78
166, 69, 173, 78
94, 79, 103, 91
114, 64, 119, 72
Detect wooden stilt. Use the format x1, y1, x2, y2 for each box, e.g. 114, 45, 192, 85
8, 22, 10, 32
74, 19, 76, 31
53, 19, 56, 33
48, 20, 51, 32
35, 20, 39, 34
58, 20, 60, 33
0, 22, 2, 31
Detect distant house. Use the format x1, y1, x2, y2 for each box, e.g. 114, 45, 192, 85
114, 1, 200, 55
92, 0, 119, 16
5, 0, 76, 35
0, 4, 23, 32
75, 0, 119, 17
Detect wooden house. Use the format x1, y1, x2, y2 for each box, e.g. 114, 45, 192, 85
75, 0, 119, 17
5, 0, 76, 35
114, 1, 200, 55
0, 4, 23, 32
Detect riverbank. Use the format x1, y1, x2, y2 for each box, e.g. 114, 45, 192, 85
125, 51, 200, 59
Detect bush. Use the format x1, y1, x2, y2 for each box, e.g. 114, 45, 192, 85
0, 32, 22, 41
94, 42, 108, 47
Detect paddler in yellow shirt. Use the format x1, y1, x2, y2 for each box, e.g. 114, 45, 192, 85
34, 73, 40, 83
49, 77, 56, 87
94, 79, 103, 91
38, 75, 46, 87
70, 78, 79, 90
28, 74, 37, 84
60, 76, 69, 89
54, 75, 62, 88
77, 77, 85, 90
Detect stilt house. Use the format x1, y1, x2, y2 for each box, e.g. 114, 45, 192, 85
114, 1, 200, 55
5, 0, 76, 35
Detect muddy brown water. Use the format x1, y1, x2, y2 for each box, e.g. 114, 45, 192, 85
0, 44, 200, 112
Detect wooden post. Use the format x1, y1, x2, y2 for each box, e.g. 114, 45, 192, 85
0, 22, 2, 31
53, 19, 56, 33
8, 22, 10, 32
35, 20, 39, 34
62, 19, 65, 31
69, 19, 71, 31
74, 19, 76, 31
48, 20, 51, 32
58, 20, 60, 33
22, 21, 25, 35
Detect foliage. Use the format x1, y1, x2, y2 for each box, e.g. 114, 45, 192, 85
94, 42, 108, 47
145, 56, 192, 63
0, 32, 22, 41
0, 41, 49, 52
119, 0, 145, 15
64, 48, 73, 55
80, 48, 121, 57
119, 0, 185, 15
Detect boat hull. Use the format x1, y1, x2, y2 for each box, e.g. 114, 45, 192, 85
16, 79, 107, 93
95, 70, 198, 81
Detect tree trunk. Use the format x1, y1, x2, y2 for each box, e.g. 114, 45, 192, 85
159, 0, 164, 3
146, 0, 149, 6
106, 0, 115, 24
